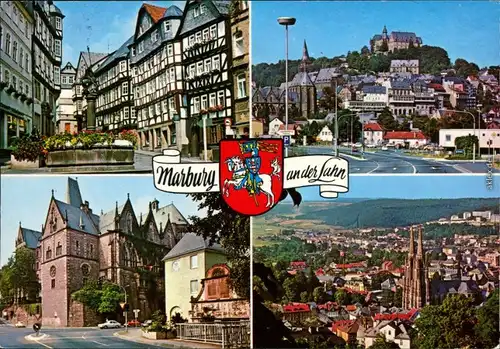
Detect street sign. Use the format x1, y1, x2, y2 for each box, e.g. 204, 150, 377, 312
277, 129, 295, 136
455, 149, 464, 154
283, 135, 290, 147
133, 309, 140, 318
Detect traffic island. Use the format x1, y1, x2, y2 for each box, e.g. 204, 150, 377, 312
114, 329, 221, 348
25, 333, 49, 341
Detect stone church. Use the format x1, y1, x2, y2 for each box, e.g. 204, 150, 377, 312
16, 177, 188, 327
402, 225, 483, 309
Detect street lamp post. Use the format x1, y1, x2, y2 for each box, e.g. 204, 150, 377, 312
332, 112, 359, 156
172, 113, 182, 154
278, 17, 296, 158
440, 109, 478, 163
119, 284, 129, 332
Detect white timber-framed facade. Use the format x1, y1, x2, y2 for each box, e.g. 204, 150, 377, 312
129, 3, 185, 152
94, 36, 136, 132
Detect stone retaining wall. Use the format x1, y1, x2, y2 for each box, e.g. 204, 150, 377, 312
46, 148, 134, 167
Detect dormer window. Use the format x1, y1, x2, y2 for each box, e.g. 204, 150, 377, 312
131, 47, 136, 56
55, 17, 61, 30
151, 30, 159, 43
164, 21, 171, 33
200, 4, 207, 14
193, 6, 200, 17
138, 41, 144, 54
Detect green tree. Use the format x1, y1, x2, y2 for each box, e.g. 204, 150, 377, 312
187, 192, 250, 299
328, 110, 362, 143
475, 290, 499, 348
455, 135, 479, 156
71, 281, 125, 315
0, 248, 40, 304
368, 335, 400, 349
379, 41, 388, 52
300, 291, 309, 303
376, 108, 398, 131
312, 286, 326, 304
282, 277, 298, 302
415, 295, 476, 349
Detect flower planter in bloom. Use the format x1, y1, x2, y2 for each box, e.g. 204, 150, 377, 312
10, 155, 44, 169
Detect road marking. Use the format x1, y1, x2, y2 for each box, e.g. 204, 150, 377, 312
90, 340, 109, 347
366, 161, 381, 174
33, 340, 52, 349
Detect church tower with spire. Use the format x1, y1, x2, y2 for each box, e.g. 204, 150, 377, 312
299, 40, 311, 73
403, 225, 428, 309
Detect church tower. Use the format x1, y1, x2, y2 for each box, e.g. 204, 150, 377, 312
403, 225, 428, 309
382, 25, 388, 40
299, 40, 311, 73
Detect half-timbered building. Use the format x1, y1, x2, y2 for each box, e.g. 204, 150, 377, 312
72, 52, 107, 131
230, 0, 249, 137
129, 4, 185, 152
179, 0, 233, 157
29, 177, 189, 327
55, 62, 77, 133
94, 37, 136, 131
31, 0, 64, 136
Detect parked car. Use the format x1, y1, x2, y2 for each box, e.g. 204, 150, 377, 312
98, 320, 122, 329
351, 147, 359, 153
141, 320, 152, 328
15, 322, 26, 328
127, 320, 141, 327
381, 146, 388, 151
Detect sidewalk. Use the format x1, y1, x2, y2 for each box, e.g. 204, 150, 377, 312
114, 329, 221, 349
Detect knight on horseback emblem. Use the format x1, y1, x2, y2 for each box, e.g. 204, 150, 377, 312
220, 139, 284, 216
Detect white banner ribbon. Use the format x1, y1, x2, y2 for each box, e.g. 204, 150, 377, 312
153, 150, 349, 198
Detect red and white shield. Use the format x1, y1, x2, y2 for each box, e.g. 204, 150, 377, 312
219, 139, 284, 216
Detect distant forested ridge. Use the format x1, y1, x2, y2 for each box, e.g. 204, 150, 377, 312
285, 198, 500, 228
252, 45, 485, 87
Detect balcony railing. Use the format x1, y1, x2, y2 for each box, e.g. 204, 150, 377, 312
176, 321, 250, 349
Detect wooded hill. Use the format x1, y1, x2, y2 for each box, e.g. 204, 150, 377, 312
252, 44, 496, 88
267, 198, 499, 229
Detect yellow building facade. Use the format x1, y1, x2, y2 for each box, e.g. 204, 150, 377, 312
163, 233, 227, 321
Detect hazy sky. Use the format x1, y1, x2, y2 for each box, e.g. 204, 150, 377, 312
0, 175, 206, 266
252, 1, 500, 68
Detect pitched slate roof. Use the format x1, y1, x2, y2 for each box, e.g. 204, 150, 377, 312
54, 199, 100, 235
66, 177, 83, 208
95, 36, 134, 73
314, 68, 341, 84
152, 203, 188, 229
389, 31, 422, 44
362, 86, 386, 94
20, 227, 42, 249
164, 5, 183, 18
162, 232, 225, 260
99, 203, 125, 232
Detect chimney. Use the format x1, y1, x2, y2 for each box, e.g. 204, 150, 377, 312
80, 201, 92, 214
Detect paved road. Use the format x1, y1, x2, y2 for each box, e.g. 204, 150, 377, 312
304, 146, 500, 174
0, 325, 161, 348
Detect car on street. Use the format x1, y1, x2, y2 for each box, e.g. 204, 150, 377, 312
366, 144, 377, 148
98, 320, 122, 329
14, 322, 26, 328
351, 147, 359, 153
381, 146, 388, 151
127, 320, 141, 327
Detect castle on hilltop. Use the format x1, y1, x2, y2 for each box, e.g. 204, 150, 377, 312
371, 25, 422, 53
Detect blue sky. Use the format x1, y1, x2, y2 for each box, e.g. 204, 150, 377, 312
0, 175, 206, 266
58, 1, 185, 66
294, 175, 500, 201
252, 1, 500, 68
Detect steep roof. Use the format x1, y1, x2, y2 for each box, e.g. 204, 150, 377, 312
95, 36, 134, 73
164, 5, 183, 18
152, 203, 188, 229
20, 227, 42, 249
162, 233, 225, 260
384, 131, 427, 140
54, 199, 100, 235
67, 177, 83, 208
364, 123, 383, 131
143, 3, 167, 23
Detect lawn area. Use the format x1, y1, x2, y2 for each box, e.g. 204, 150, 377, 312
404, 152, 447, 159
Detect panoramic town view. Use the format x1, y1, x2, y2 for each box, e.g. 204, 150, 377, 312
251, 1, 499, 174
1, 0, 249, 174
253, 176, 500, 348
0, 176, 250, 348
